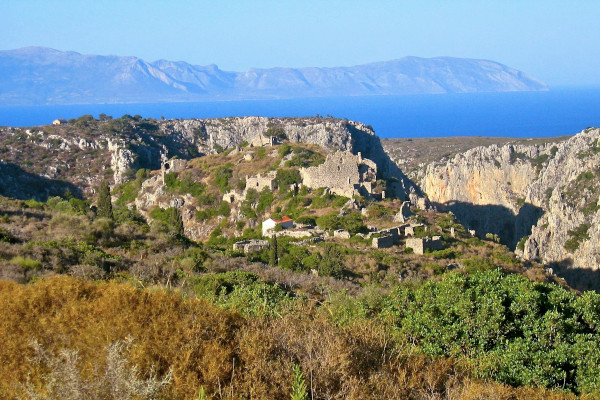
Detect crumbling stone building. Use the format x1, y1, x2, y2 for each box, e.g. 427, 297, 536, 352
223, 170, 277, 203
405, 236, 443, 255
246, 171, 277, 192
300, 151, 378, 198
161, 157, 187, 184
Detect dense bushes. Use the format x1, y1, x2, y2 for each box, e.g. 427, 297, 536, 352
382, 269, 600, 392
0, 276, 578, 400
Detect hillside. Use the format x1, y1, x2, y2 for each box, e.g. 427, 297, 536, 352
4, 114, 600, 397
0, 47, 548, 105
0, 115, 417, 199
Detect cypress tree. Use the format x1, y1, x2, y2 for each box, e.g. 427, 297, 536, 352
270, 234, 278, 267
96, 181, 113, 220
169, 207, 185, 237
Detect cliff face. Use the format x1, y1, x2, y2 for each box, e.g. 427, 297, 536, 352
419, 128, 600, 275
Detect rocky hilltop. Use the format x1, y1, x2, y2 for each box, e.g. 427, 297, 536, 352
418, 128, 600, 286
0, 47, 547, 105
0, 115, 417, 199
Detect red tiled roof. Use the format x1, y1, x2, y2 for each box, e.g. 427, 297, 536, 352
273, 215, 293, 223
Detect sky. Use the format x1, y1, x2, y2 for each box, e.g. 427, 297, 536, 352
1, 0, 599, 87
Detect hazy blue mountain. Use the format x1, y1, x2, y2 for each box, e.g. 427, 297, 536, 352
0, 47, 548, 105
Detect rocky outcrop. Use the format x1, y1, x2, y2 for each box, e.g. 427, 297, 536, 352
419, 128, 600, 274
157, 117, 420, 200
0, 116, 420, 200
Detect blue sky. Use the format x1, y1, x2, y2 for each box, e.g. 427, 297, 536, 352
1, 0, 599, 86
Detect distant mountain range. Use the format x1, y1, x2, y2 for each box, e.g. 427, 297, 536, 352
0, 46, 548, 105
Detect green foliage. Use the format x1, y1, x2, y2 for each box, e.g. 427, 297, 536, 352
278, 144, 291, 158
164, 173, 206, 199
96, 181, 113, 220
264, 125, 286, 139
168, 207, 184, 237
195, 201, 230, 222
294, 216, 316, 226
276, 168, 302, 187
531, 153, 549, 169
461, 256, 495, 273
517, 235, 529, 251
193, 271, 290, 317
485, 233, 501, 243
316, 213, 342, 231
285, 147, 325, 168
564, 223, 590, 253
428, 248, 458, 259
577, 171, 595, 181
257, 189, 274, 215
279, 246, 310, 272
509, 151, 529, 164
214, 164, 233, 193
383, 269, 600, 392
24, 199, 44, 210
256, 147, 266, 159
290, 364, 308, 400
421, 262, 446, 275
317, 244, 343, 278
270, 235, 278, 267
150, 207, 185, 236
10, 256, 42, 272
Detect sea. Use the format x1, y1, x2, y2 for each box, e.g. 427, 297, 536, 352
1, 86, 599, 138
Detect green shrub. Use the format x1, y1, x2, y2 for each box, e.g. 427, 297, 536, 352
428, 248, 458, 259
192, 271, 291, 316
10, 256, 42, 272
275, 168, 301, 186
564, 223, 590, 252
516, 235, 529, 251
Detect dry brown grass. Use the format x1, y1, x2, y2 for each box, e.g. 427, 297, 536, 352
0, 276, 579, 400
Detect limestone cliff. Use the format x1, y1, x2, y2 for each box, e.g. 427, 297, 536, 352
418, 128, 600, 275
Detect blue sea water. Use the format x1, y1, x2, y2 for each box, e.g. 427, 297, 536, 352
1, 86, 599, 138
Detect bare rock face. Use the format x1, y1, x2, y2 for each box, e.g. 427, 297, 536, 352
523, 129, 600, 275
419, 128, 600, 273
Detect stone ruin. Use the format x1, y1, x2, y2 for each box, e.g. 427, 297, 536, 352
372, 235, 395, 249
405, 236, 443, 255
333, 229, 351, 239
161, 156, 187, 184
393, 201, 413, 223
246, 171, 277, 192
300, 151, 378, 198
233, 239, 270, 254
223, 171, 277, 203
370, 226, 406, 248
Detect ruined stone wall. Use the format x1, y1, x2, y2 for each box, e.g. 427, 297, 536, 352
246, 171, 277, 193
406, 238, 425, 254
300, 151, 377, 198
372, 235, 395, 248
406, 236, 442, 254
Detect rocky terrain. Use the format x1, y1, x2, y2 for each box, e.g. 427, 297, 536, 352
416, 128, 600, 288
3, 114, 600, 287
382, 136, 571, 180
0, 115, 417, 198
0, 47, 547, 105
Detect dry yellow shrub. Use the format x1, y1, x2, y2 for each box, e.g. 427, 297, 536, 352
0, 277, 581, 400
